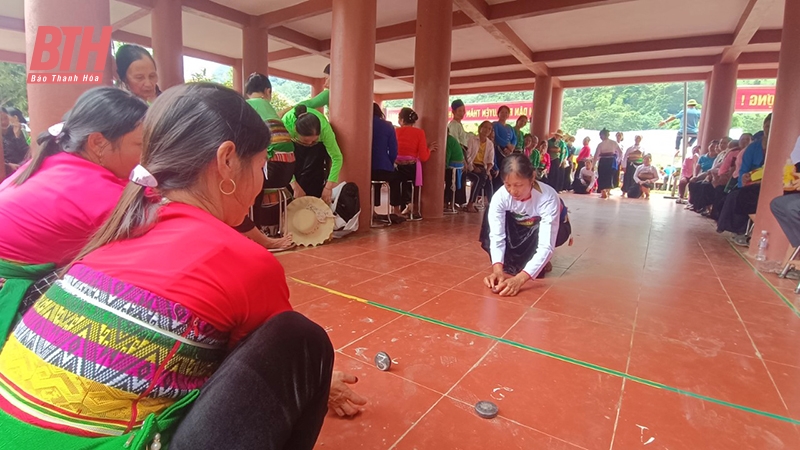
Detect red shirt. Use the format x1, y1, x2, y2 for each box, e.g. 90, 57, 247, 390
395, 126, 431, 162
0, 153, 127, 266
577, 145, 592, 161
80, 202, 291, 348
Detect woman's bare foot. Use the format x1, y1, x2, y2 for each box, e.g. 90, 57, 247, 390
465, 203, 479, 213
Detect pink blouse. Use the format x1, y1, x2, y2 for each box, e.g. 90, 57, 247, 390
0, 152, 127, 266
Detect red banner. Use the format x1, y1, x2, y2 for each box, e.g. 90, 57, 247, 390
736, 86, 775, 112
387, 101, 533, 124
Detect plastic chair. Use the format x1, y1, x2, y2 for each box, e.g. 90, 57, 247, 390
370, 180, 392, 228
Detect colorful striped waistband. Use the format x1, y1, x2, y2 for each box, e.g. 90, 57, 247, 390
270, 152, 296, 163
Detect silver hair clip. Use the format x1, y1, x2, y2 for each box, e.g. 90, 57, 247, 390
129, 164, 158, 187
48, 122, 64, 137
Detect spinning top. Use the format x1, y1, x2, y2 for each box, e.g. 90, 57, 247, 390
374, 351, 392, 371
474, 401, 498, 419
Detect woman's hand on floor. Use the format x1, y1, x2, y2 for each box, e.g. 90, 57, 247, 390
265, 234, 294, 250
329, 371, 367, 417
495, 273, 528, 297
484, 264, 505, 291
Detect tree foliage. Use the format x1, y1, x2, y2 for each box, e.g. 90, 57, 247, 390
0, 62, 29, 115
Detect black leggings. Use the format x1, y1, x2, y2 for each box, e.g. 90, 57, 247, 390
171, 311, 334, 450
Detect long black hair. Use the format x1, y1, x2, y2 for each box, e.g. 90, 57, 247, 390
115, 44, 162, 95
372, 102, 385, 119
294, 105, 321, 137
500, 153, 536, 181
14, 87, 148, 186
76, 83, 271, 259
245, 72, 271, 95
399, 107, 418, 125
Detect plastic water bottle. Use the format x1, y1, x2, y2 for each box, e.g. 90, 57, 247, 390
756, 231, 768, 262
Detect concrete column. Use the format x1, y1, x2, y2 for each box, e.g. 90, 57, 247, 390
151, 0, 183, 89
549, 86, 564, 134
232, 59, 242, 93
701, 62, 738, 151
532, 76, 552, 140
329, 0, 376, 232
413, 0, 452, 219
697, 77, 711, 145
25, 0, 112, 140
242, 24, 268, 79
753, 0, 800, 261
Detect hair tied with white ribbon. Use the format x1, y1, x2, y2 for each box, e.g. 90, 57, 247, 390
129, 164, 158, 188
47, 122, 64, 137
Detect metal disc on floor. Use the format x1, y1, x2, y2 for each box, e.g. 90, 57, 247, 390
474, 400, 498, 419
374, 351, 392, 371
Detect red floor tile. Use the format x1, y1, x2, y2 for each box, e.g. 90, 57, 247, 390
294, 294, 401, 349
291, 261, 383, 290
746, 322, 800, 368
506, 308, 633, 372
424, 245, 493, 272
340, 250, 420, 273
764, 361, 800, 419
394, 397, 584, 450
638, 284, 737, 320
613, 381, 800, 450
628, 332, 787, 415
314, 353, 442, 450
274, 251, 331, 275
341, 316, 495, 394
730, 297, 800, 328
383, 240, 452, 260
534, 285, 639, 330
389, 260, 481, 289
346, 275, 447, 311
635, 301, 755, 356
287, 277, 332, 307
411, 289, 529, 337
449, 345, 622, 450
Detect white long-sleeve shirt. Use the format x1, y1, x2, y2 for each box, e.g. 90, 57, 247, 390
488, 182, 560, 278
634, 164, 659, 183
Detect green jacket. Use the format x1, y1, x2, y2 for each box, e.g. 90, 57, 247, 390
283, 107, 343, 183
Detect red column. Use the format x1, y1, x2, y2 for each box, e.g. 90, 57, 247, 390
753, 0, 800, 261
697, 77, 711, 144
25, 0, 112, 140
151, 0, 183, 89
232, 59, 242, 93
532, 76, 552, 140
414, 0, 452, 219
242, 24, 268, 80
549, 86, 564, 134
329, 0, 376, 232
701, 62, 738, 151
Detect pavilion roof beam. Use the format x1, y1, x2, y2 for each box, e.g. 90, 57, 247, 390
257, 0, 332, 29
532, 33, 733, 63
112, 8, 151, 31
268, 48, 310, 62
0, 49, 25, 64
749, 28, 781, 44
115, 0, 154, 10
452, 0, 549, 76
551, 55, 720, 77
0, 15, 23, 32
393, 55, 520, 78
487, 0, 637, 22
180, 0, 251, 29
721, 0, 780, 63
561, 73, 710, 88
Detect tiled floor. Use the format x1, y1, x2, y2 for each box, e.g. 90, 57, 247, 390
276, 192, 800, 450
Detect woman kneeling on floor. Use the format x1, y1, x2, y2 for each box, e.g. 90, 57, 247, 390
479, 154, 562, 297
628, 154, 659, 199
0, 83, 364, 450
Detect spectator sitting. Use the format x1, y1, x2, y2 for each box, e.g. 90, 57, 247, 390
395, 107, 437, 217
464, 120, 495, 213
573, 159, 597, 194
717, 114, 772, 245
444, 134, 466, 210
629, 154, 659, 199
1, 107, 30, 174
371, 102, 403, 218
513, 115, 528, 152
522, 133, 538, 158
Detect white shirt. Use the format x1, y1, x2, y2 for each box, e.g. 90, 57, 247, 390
594, 139, 623, 166
634, 164, 659, 183
448, 120, 471, 148
488, 182, 560, 278
579, 167, 596, 186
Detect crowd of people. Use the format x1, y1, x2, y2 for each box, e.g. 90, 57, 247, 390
1, 41, 793, 450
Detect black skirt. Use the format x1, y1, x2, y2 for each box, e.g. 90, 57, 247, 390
294, 142, 330, 198
597, 156, 616, 190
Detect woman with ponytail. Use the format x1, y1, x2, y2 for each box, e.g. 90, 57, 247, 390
0, 87, 146, 339
479, 154, 564, 297
282, 103, 343, 204
395, 107, 437, 217
0, 83, 363, 450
